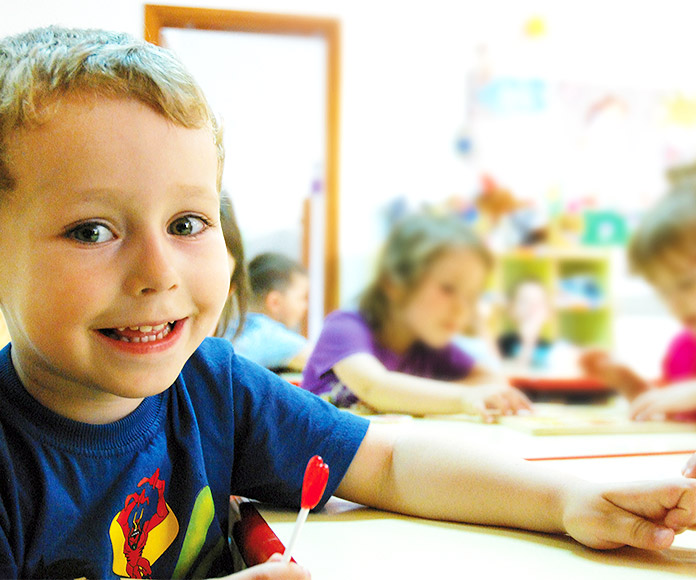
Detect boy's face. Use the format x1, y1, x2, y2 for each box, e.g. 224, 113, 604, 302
0, 96, 230, 423
399, 248, 487, 349
269, 272, 309, 329
649, 248, 696, 334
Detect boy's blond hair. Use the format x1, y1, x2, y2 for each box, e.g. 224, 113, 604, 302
0, 26, 224, 193
628, 184, 696, 278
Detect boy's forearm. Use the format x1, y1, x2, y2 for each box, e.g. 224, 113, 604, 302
350, 423, 571, 533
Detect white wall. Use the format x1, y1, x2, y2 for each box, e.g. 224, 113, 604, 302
5, 0, 695, 373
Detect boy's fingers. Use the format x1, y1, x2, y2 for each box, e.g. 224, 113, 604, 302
663, 486, 696, 530
603, 514, 675, 550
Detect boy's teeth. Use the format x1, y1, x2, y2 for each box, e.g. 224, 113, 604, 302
119, 323, 168, 332
110, 322, 173, 343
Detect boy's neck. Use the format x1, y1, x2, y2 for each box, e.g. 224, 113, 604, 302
11, 349, 144, 425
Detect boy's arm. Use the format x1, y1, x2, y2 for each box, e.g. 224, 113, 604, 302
334, 354, 529, 418
335, 422, 696, 550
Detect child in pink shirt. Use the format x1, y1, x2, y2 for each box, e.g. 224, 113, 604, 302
582, 185, 696, 421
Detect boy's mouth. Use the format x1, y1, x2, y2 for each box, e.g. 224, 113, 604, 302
99, 321, 176, 343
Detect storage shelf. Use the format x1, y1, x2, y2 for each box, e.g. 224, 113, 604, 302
491, 248, 613, 348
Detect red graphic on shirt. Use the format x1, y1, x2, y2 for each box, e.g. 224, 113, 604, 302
116, 469, 169, 579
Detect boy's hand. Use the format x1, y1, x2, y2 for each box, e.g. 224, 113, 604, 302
630, 382, 696, 420
562, 479, 696, 550
221, 554, 311, 579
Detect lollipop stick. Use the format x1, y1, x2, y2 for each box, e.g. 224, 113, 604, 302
281, 507, 309, 564
281, 455, 329, 564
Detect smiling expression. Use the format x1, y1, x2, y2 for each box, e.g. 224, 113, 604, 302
0, 95, 230, 423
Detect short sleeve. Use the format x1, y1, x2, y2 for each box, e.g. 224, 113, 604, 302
302, 311, 375, 391
229, 353, 369, 509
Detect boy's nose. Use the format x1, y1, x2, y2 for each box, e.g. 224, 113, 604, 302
125, 234, 180, 296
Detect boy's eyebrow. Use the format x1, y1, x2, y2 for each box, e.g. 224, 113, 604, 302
59, 184, 219, 202
170, 184, 220, 199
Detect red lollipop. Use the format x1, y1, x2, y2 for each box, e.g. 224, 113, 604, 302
301, 455, 330, 509
282, 455, 330, 563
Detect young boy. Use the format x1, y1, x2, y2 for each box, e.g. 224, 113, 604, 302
2, 25, 696, 580
228, 252, 312, 371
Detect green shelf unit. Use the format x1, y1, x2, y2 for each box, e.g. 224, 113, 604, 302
493, 248, 613, 349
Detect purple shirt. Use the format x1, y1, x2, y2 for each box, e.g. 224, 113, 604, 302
301, 310, 475, 407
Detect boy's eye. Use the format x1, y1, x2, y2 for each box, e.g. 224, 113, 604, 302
67, 223, 114, 244
168, 215, 207, 236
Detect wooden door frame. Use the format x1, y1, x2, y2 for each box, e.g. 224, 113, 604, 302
144, 4, 341, 314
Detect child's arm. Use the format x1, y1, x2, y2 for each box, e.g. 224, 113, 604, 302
335, 422, 696, 551
284, 344, 313, 372
579, 349, 652, 401
333, 353, 529, 420
630, 380, 696, 420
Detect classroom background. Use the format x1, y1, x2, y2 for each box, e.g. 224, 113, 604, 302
5, 0, 696, 379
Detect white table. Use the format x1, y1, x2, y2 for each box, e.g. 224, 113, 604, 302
259, 453, 696, 579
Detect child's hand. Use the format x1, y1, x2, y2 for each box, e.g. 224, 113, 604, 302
460, 383, 533, 422
578, 349, 650, 401
562, 479, 696, 550
630, 382, 696, 420
221, 554, 311, 579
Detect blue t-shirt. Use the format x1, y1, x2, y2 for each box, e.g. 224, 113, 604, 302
227, 313, 308, 369
0, 339, 368, 579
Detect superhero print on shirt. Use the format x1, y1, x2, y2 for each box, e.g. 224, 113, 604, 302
109, 469, 179, 579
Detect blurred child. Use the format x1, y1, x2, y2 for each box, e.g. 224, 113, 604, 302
580, 185, 696, 421
3, 26, 696, 580
497, 278, 554, 369
213, 192, 250, 340
230, 252, 312, 371
302, 213, 533, 419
